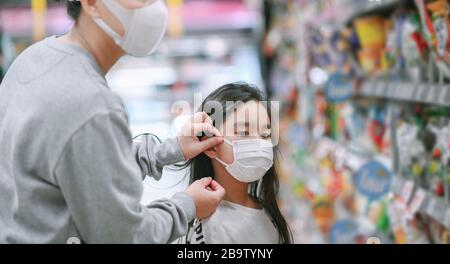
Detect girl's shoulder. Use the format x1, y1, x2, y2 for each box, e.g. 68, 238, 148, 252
184, 201, 279, 244
185, 218, 207, 244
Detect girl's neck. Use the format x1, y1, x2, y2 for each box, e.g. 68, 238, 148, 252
212, 161, 262, 209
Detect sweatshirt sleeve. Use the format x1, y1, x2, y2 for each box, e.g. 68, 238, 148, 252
132, 134, 186, 180
54, 111, 195, 244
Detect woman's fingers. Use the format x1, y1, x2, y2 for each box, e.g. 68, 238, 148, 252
191, 112, 213, 125
191, 123, 222, 138
198, 137, 224, 152
209, 180, 226, 197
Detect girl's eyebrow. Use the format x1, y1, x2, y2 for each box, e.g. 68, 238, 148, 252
234, 122, 250, 127
234, 122, 271, 128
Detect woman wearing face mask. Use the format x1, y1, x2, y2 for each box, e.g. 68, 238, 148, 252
0, 0, 226, 244
179, 83, 292, 244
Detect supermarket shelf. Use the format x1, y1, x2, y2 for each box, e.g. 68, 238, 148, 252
344, 0, 399, 25
314, 137, 377, 172
392, 176, 450, 229
359, 81, 450, 107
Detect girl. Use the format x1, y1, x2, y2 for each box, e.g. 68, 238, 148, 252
180, 82, 292, 244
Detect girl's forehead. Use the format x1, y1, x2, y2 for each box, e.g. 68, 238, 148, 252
229, 101, 270, 124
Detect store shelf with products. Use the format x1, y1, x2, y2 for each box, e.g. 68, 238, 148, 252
278, 116, 394, 243
265, 0, 450, 244
392, 176, 450, 229
344, 0, 401, 25
300, 0, 401, 28
358, 81, 450, 107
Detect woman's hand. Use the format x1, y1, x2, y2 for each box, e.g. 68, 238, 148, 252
178, 112, 223, 160
185, 177, 226, 219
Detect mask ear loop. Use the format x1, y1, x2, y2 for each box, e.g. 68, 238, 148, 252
93, 18, 123, 45
102, 0, 133, 26
214, 138, 234, 167
95, 0, 133, 45
215, 157, 229, 167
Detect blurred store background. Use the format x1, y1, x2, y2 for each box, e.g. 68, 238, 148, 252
2, 0, 450, 244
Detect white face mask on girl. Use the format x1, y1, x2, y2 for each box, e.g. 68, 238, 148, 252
94, 0, 169, 57
215, 138, 274, 183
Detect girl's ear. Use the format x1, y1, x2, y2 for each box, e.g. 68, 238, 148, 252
201, 136, 219, 159
79, 0, 102, 19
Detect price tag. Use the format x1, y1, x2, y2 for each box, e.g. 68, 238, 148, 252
388, 202, 403, 229
445, 87, 450, 106
434, 18, 448, 58
444, 209, 450, 229
426, 196, 437, 216
392, 177, 404, 195
438, 85, 448, 105
396, 123, 418, 154
433, 198, 447, 223
398, 180, 415, 208
407, 188, 426, 215
405, 84, 415, 99
425, 196, 447, 224
417, 85, 428, 103
426, 85, 436, 103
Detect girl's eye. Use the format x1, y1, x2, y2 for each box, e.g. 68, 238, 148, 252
262, 134, 272, 139
237, 131, 250, 136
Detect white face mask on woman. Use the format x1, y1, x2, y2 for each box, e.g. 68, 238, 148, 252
215, 138, 274, 183
94, 0, 169, 57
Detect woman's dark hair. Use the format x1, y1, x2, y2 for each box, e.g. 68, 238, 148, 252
56, 0, 82, 21
182, 82, 292, 244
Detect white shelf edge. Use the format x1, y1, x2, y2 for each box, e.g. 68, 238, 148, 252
358, 81, 450, 107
